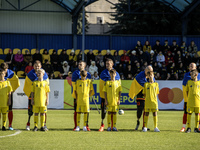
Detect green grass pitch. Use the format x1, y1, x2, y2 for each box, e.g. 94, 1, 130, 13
0, 110, 199, 150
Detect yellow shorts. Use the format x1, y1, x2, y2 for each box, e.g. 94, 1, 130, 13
0, 107, 8, 113
187, 107, 200, 113
33, 106, 47, 113
106, 106, 119, 112
145, 108, 158, 112
76, 105, 90, 113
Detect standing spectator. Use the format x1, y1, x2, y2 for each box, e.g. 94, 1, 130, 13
170, 40, 179, 56
86, 49, 95, 66
95, 51, 103, 67
69, 49, 77, 66
59, 49, 69, 65
60, 61, 70, 79
42, 49, 50, 64
143, 41, 152, 53
50, 50, 59, 71
165, 51, 174, 67
5, 49, 14, 70
32, 49, 42, 64
25, 62, 34, 75
177, 62, 186, 80
23, 50, 32, 66
42, 60, 54, 79
89, 61, 98, 78
97, 61, 105, 75
120, 50, 130, 70
188, 41, 198, 57
93, 72, 99, 80
180, 41, 187, 57
113, 51, 120, 68
14, 50, 24, 72
130, 50, 139, 67
163, 40, 170, 55
156, 51, 165, 67
103, 50, 114, 64
135, 41, 143, 55
149, 50, 157, 65
153, 40, 163, 54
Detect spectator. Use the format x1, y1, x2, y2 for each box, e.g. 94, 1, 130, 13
89, 61, 98, 78
156, 51, 165, 67
188, 41, 198, 57
86, 49, 95, 66
153, 40, 163, 54
174, 50, 183, 66
113, 51, 120, 68
77, 51, 87, 64
141, 61, 148, 71
155, 72, 161, 80
120, 50, 130, 70
71, 61, 78, 73
163, 40, 170, 55
180, 41, 187, 57
166, 63, 178, 80
138, 50, 149, 65
14, 50, 23, 72
50, 49, 59, 71
165, 51, 174, 67
32, 49, 42, 64
66, 71, 72, 81
127, 74, 133, 80
159, 63, 167, 80
183, 53, 192, 67
97, 61, 105, 75
130, 50, 139, 66
42, 60, 54, 79
149, 50, 157, 65
124, 64, 133, 79
93, 72, 99, 80
103, 50, 114, 64
23, 50, 32, 66
5, 49, 14, 70
143, 41, 152, 53
95, 51, 103, 67
170, 40, 179, 56
25, 62, 33, 75
177, 62, 186, 80
153, 62, 159, 75
68, 49, 77, 66
117, 64, 123, 75
59, 49, 69, 65
135, 41, 143, 54
133, 62, 141, 77
42, 49, 50, 64
60, 61, 70, 79
120, 74, 125, 80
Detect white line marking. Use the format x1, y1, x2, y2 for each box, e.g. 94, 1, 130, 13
0, 130, 22, 138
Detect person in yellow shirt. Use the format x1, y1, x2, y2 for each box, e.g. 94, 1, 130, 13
31, 69, 50, 131
0, 70, 13, 131
74, 70, 94, 131
185, 69, 200, 133
103, 69, 122, 131
143, 71, 160, 132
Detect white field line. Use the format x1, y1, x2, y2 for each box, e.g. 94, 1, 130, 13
0, 130, 22, 138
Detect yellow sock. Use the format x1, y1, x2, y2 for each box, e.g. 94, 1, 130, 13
34, 115, 38, 127
144, 115, 148, 128
41, 114, 45, 127
84, 113, 88, 126
77, 113, 81, 127
113, 113, 117, 128
195, 114, 199, 129
107, 113, 111, 128
187, 114, 191, 128
2, 113, 7, 127
153, 116, 157, 128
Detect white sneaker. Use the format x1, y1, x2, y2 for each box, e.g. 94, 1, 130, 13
83, 126, 87, 131
26, 125, 30, 131
142, 127, 147, 132
154, 127, 160, 132
44, 126, 49, 131
75, 126, 80, 131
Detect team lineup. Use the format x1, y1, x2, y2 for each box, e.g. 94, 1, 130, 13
0, 59, 200, 133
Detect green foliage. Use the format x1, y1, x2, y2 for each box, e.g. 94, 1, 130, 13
77, 11, 89, 34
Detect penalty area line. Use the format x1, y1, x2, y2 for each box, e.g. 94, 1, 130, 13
0, 130, 22, 138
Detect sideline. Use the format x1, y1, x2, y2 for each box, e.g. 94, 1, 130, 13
0, 130, 22, 138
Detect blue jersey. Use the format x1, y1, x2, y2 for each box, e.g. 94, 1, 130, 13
72, 70, 91, 82
27, 69, 48, 82
4, 69, 14, 80
100, 69, 120, 81
135, 71, 155, 87
182, 72, 200, 86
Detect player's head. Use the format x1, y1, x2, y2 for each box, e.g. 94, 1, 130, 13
190, 69, 198, 80
147, 71, 154, 81
109, 69, 116, 80
145, 65, 153, 77
34, 60, 42, 72
80, 70, 87, 80
37, 69, 45, 79
78, 61, 86, 71
0, 62, 8, 72
0, 69, 5, 80
189, 63, 196, 71
106, 58, 114, 71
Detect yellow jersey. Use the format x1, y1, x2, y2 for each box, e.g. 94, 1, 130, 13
31, 80, 50, 107
143, 82, 159, 109
103, 80, 122, 106
0, 81, 13, 107
75, 79, 94, 106
186, 80, 200, 107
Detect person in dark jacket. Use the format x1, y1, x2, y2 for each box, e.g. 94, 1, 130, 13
5, 49, 14, 70
32, 49, 42, 64
50, 49, 59, 71
86, 49, 95, 66
59, 49, 69, 66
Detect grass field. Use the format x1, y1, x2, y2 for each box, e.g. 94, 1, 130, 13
0, 110, 199, 150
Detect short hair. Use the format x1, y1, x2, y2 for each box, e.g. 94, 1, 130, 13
109, 69, 116, 74
37, 69, 45, 74
0, 69, 5, 74
147, 71, 154, 76
191, 69, 198, 75
80, 70, 87, 77
34, 60, 42, 65
79, 60, 86, 66
106, 58, 113, 64
0, 62, 8, 70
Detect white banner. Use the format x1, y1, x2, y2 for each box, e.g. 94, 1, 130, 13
13, 79, 64, 109
157, 81, 184, 110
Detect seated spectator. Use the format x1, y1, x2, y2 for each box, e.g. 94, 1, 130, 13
163, 40, 170, 55
32, 49, 42, 64
5, 49, 14, 70
155, 72, 161, 80
117, 64, 123, 75
42, 49, 50, 64
124, 64, 133, 79
158, 63, 167, 80
130, 50, 139, 66
120, 50, 130, 70
60, 61, 70, 79
69, 49, 77, 66
66, 71, 72, 81
153, 62, 159, 75
42, 60, 54, 79
135, 41, 143, 54
25, 62, 33, 75
141, 61, 148, 71
77, 51, 87, 64
133, 62, 141, 77
166, 63, 178, 80
177, 62, 186, 80
95, 51, 103, 67
103, 50, 114, 64
23, 50, 32, 66
165, 51, 174, 67
152, 40, 163, 54
174, 50, 183, 66
93, 72, 99, 80
188, 41, 198, 57
156, 51, 165, 67
14, 50, 23, 72
143, 41, 152, 53
59, 49, 69, 65
127, 74, 133, 80
170, 40, 179, 56
113, 51, 120, 68
89, 61, 98, 78
71, 61, 78, 73
180, 41, 187, 57
149, 50, 156, 65
120, 74, 125, 80
138, 50, 149, 65
97, 61, 105, 75
87, 49, 95, 66
183, 52, 192, 67
51, 49, 59, 71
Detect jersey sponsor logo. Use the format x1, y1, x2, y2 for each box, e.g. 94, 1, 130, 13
190, 85, 192, 87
